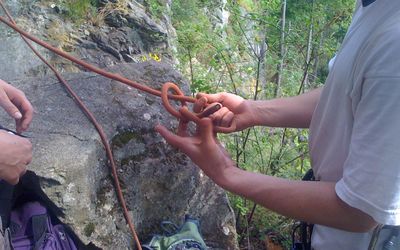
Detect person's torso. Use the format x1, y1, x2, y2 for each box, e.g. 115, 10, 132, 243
308, 0, 400, 249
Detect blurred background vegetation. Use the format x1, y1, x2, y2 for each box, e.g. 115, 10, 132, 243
167, 1, 354, 248
59, 0, 355, 248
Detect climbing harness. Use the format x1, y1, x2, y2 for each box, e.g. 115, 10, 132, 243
293, 169, 400, 250
0, 1, 233, 248
368, 225, 400, 250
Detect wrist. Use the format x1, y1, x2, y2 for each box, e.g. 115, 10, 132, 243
213, 163, 243, 191
240, 100, 259, 128
246, 100, 271, 127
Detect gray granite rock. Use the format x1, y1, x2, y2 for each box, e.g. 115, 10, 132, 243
0, 62, 238, 249
0, 1, 238, 248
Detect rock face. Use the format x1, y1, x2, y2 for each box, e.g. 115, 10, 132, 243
0, 62, 238, 249
0, 0, 44, 81
0, 1, 239, 249
0, 0, 176, 78
104, 1, 169, 50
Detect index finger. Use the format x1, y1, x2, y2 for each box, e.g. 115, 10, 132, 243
18, 99, 34, 132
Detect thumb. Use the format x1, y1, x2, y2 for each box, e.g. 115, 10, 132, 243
193, 96, 207, 113
197, 118, 215, 146
0, 90, 22, 119
196, 92, 224, 104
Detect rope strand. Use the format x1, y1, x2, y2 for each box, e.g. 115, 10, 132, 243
0, 6, 238, 248
0, 15, 195, 103
0, 14, 237, 133
0, 2, 142, 248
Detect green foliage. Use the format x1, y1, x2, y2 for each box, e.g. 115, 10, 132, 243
60, 0, 98, 21
144, 0, 165, 19
171, 0, 354, 247
48, 0, 355, 246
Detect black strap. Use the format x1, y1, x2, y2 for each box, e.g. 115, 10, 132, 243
362, 0, 376, 7
32, 214, 48, 250
0, 124, 28, 138
302, 169, 315, 181
291, 169, 315, 250
0, 181, 14, 230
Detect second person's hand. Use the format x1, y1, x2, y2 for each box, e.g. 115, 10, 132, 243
0, 79, 34, 133
0, 131, 32, 185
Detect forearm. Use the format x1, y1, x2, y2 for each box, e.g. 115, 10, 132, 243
248, 87, 322, 128
218, 167, 377, 232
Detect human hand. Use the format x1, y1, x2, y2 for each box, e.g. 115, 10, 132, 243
0, 79, 34, 133
194, 92, 254, 133
155, 108, 236, 185
0, 131, 32, 185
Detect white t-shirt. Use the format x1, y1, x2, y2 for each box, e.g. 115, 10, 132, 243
309, 0, 400, 249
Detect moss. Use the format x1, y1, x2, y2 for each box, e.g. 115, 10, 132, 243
120, 156, 134, 166
144, 0, 166, 20
84, 222, 96, 237
120, 154, 146, 166
60, 0, 98, 23
112, 130, 143, 148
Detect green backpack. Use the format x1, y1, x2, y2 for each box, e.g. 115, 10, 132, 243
142, 216, 207, 250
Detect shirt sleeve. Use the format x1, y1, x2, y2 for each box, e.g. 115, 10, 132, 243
335, 76, 400, 225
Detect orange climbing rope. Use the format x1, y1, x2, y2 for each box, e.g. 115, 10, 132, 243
0, 2, 236, 248
0, 1, 144, 249
0, 14, 237, 132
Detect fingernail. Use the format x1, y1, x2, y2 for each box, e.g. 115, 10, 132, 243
14, 112, 22, 119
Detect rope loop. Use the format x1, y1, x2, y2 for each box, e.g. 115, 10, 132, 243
161, 82, 238, 133
161, 82, 187, 120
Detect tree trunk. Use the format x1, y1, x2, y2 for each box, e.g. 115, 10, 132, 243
274, 0, 287, 98
303, 0, 314, 93
312, 29, 326, 86
187, 48, 194, 89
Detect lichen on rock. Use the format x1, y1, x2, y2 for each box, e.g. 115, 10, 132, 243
0, 1, 238, 249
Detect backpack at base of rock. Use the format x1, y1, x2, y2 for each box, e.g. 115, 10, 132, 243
0, 171, 100, 250
10, 201, 77, 250
142, 215, 207, 250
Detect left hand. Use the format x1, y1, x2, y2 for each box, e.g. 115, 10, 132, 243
155, 108, 236, 185
0, 130, 32, 185
0, 79, 34, 133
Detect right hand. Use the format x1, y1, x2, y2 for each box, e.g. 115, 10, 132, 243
194, 92, 255, 132
0, 79, 34, 133
0, 131, 32, 185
